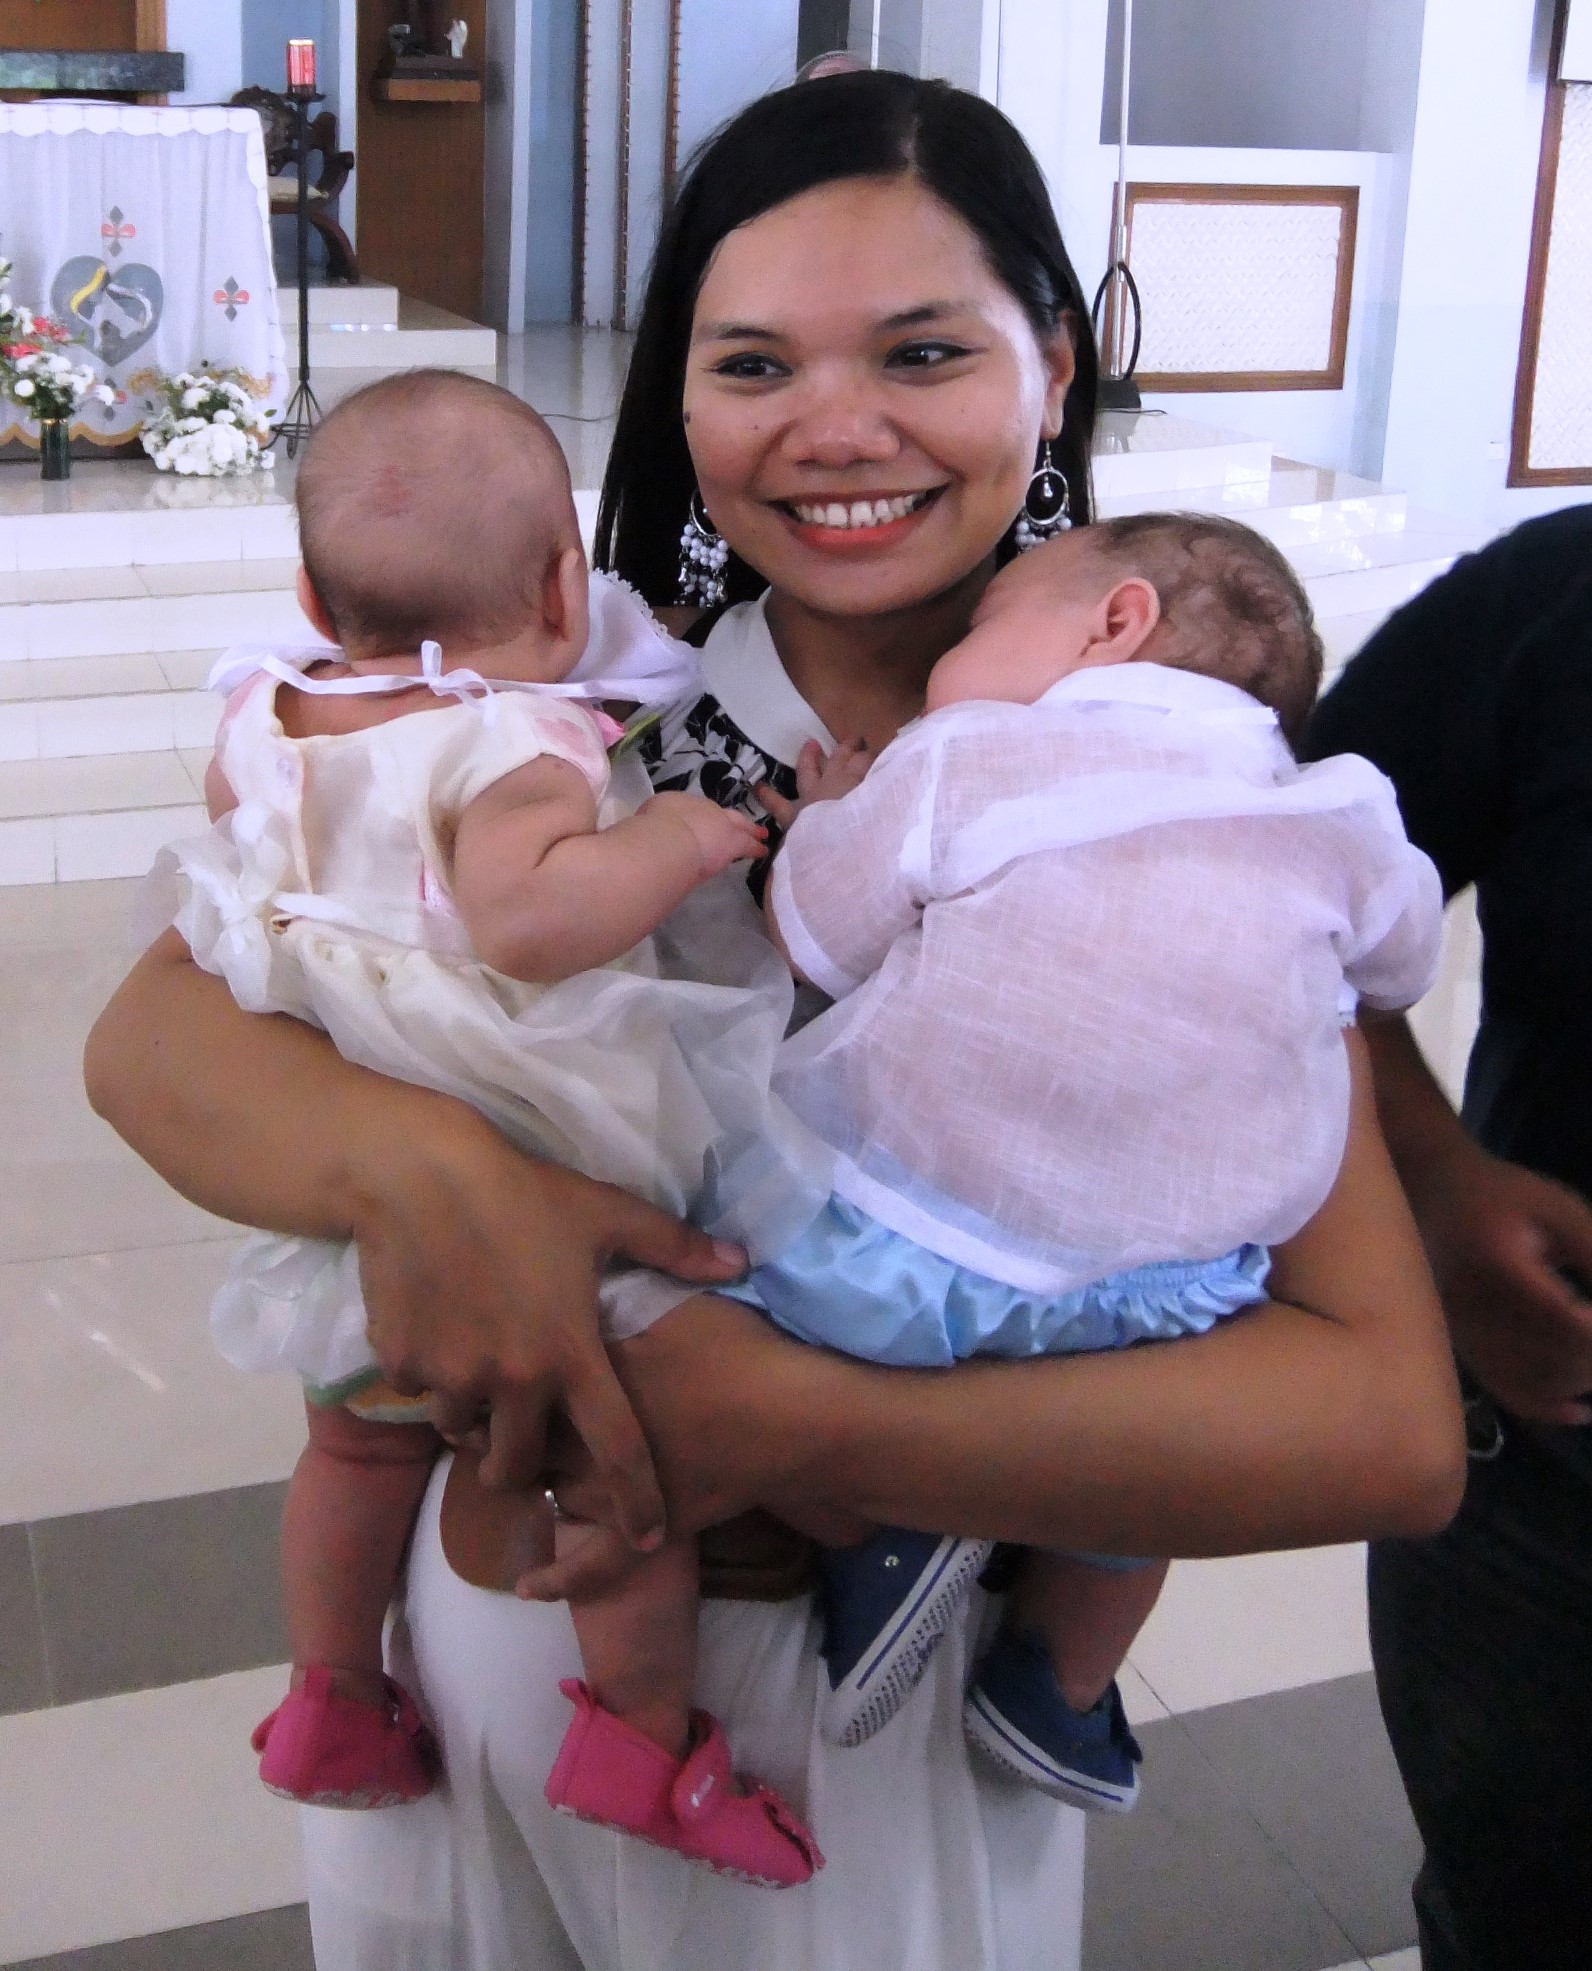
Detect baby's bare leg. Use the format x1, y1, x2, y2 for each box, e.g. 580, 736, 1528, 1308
1010, 1551, 1171, 1711
564, 1527, 700, 1759
280, 1397, 440, 1707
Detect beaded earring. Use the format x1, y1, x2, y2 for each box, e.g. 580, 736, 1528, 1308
1013, 439, 1072, 551
677, 492, 729, 607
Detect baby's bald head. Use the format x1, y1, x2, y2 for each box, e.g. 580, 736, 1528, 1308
295, 370, 580, 657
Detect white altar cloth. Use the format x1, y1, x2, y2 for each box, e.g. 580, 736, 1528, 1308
0, 104, 288, 451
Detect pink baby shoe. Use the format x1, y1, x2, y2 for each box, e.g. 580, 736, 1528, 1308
252, 1664, 439, 1808
545, 1678, 823, 1888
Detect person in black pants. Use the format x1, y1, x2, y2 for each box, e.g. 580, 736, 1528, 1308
1304, 506, 1592, 1971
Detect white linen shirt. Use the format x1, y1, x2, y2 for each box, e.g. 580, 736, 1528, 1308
769, 662, 1443, 1294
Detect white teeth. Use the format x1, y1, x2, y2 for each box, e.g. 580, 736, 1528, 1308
791, 491, 932, 529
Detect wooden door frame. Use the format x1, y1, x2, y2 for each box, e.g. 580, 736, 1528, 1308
1508, 0, 1591, 486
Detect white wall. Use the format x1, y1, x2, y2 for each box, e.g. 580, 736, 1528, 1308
1101, 0, 1428, 151
995, 0, 1116, 304
1130, 149, 1399, 480
675, 0, 801, 166
524, 0, 581, 322
1381, 0, 1590, 523
166, 0, 245, 105
483, 0, 534, 331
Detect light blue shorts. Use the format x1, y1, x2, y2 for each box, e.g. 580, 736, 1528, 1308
723, 1196, 1271, 1574
723, 1194, 1271, 1369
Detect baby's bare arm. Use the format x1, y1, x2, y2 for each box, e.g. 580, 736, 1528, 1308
451, 761, 765, 982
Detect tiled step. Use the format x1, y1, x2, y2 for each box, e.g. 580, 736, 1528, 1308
0, 467, 298, 575
0, 651, 220, 762
0, 748, 207, 885
1295, 517, 1484, 621
276, 282, 399, 328
1098, 461, 1411, 547
278, 284, 496, 368
301, 296, 498, 371
0, 560, 313, 663
1093, 412, 1273, 498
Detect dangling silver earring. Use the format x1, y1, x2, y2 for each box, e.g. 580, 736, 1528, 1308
677, 492, 729, 607
1013, 440, 1072, 551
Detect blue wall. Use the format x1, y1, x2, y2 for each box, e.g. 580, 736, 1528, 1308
242, 0, 339, 104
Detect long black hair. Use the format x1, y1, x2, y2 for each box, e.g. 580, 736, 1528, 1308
594, 70, 1099, 607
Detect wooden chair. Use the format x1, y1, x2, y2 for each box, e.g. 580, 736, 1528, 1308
231, 86, 360, 285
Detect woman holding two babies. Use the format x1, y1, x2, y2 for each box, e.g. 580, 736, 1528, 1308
87, 71, 1463, 1971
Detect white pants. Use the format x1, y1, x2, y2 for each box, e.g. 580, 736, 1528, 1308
300, 1458, 1085, 1971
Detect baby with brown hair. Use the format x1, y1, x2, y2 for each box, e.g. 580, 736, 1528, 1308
171, 369, 824, 1885
713, 511, 1440, 1813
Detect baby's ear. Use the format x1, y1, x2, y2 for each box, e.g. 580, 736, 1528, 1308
545, 544, 590, 662
295, 565, 339, 646
1103, 576, 1161, 660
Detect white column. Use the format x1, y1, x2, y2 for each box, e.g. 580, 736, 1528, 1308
917, 0, 987, 89
1380, 0, 1556, 521
483, 0, 535, 330
336, 0, 359, 249
993, 0, 1114, 300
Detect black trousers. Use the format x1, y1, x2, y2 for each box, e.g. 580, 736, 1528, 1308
1368, 1400, 1592, 1971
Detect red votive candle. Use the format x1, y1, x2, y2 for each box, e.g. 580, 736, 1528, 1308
287, 39, 317, 92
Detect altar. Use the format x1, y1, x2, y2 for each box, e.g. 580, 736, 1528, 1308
0, 103, 288, 457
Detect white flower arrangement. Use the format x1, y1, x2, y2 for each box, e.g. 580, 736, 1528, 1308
141, 368, 277, 477
0, 264, 112, 423
0, 257, 33, 342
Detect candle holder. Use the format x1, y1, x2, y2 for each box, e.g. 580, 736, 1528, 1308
276, 41, 323, 458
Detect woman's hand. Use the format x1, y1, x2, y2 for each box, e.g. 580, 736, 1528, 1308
86, 929, 747, 1550
356, 1107, 751, 1543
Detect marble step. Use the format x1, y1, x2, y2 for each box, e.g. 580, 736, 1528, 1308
0, 561, 313, 664
1097, 462, 1411, 547
0, 466, 299, 576
297, 297, 498, 372
276, 283, 400, 329
0, 747, 207, 885
1092, 412, 1272, 498
0, 651, 220, 763
1294, 516, 1485, 621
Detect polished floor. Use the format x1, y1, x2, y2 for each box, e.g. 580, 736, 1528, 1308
0, 874, 1442, 1970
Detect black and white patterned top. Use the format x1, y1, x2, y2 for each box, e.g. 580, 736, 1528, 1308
639, 594, 838, 887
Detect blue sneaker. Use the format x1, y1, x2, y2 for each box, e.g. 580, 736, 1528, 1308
963, 1630, 1142, 1812
815, 1528, 995, 1747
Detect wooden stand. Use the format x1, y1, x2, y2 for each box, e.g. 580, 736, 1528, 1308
372, 73, 480, 103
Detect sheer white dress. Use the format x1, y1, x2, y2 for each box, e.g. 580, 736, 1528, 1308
295, 593, 1089, 1971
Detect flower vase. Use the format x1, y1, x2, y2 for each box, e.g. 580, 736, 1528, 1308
38, 418, 71, 482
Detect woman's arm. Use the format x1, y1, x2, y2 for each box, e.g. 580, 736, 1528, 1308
579, 1030, 1466, 1560
83, 928, 747, 1542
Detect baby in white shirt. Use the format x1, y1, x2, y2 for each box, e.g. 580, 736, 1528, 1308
731, 512, 1443, 1812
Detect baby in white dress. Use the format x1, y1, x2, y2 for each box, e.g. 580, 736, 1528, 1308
722, 512, 1445, 1812
170, 370, 824, 1886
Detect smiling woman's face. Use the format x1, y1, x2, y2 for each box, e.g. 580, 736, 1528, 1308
683, 174, 1075, 620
